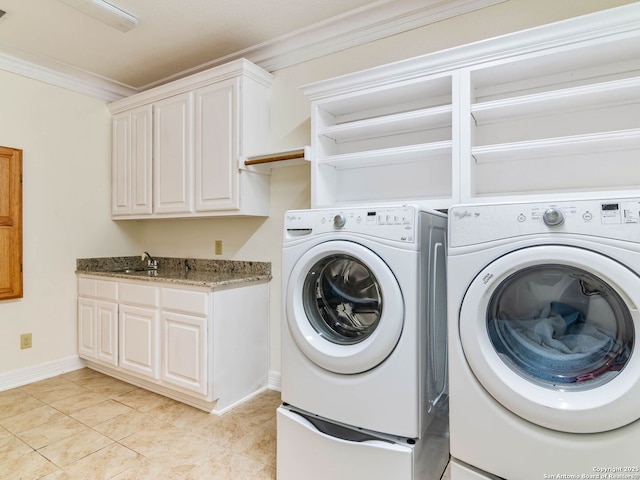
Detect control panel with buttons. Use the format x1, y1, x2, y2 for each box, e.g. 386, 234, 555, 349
285, 206, 418, 243
449, 198, 640, 247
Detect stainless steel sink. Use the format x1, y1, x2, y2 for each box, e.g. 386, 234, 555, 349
109, 267, 157, 274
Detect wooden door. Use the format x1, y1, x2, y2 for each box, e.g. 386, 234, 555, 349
0, 146, 22, 300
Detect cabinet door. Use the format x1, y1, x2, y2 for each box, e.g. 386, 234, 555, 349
161, 312, 208, 396
78, 297, 97, 360
194, 79, 239, 211
119, 304, 159, 379
154, 92, 194, 214
97, 301, 119, 366
130, 106, 153, 215
112, 106, 152, 216
112, 112, 131, 215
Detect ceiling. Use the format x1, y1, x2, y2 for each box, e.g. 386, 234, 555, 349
0, 0, 505, 100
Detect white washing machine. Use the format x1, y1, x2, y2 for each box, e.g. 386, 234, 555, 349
447, 198, 640, 480
278, 205, 449, 480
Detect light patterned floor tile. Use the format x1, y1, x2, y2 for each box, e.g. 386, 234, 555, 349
118, 421, 186, 457
38, 427, 114, 467
111, 456, 195, 480
16, 416, 87, 450
253, 465, 277, 480
2, 450, 58, 480
235, 424, 277, 467
19, 376, 75, 395
59, 368, 106, 383
0, 405, 66, 435
62, 443, 141, 480
231, 390, 281, 426
77, 376, 139, 398
181, 450, 266, 480
92, 409, 160, 441
113, 387, 175, 412
70, 400, 134, 427
19, 377, 91, 405
0, 391, 45, 421
143, 398, 211, 430
36, 469, 66, 479
0, 435, 33, 462
48, 390, 109, 415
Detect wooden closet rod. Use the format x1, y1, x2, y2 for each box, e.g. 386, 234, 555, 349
244, 148, 306, 166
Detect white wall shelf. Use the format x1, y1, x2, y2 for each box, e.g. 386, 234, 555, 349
303, 4, 640, 209
471, 77, 640, 125
319, 141, 453, 169
471, 129, 640, 163
320, 105, 452, 144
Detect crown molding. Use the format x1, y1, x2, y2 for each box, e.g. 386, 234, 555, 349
0, 0, 505, 102
0, 44, 137, 101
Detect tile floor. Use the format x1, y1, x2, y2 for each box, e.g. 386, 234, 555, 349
0, 368, 279, 479
0, 368, 452, 480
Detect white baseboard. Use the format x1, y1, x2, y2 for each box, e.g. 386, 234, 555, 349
0, 359, 281, 399
268, 370, 281, 391
0, 355, 86, 392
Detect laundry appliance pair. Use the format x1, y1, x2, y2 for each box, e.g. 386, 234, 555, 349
447, 197, 640, 479
277, 205, 449, 480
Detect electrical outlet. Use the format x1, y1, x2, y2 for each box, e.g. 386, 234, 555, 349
215, 240, 223, 255
20, 333, 32, 350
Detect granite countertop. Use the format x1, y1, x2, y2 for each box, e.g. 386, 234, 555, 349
76, 256, 271, 288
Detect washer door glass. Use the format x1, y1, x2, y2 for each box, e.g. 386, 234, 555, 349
460, 245, 640, 433
303, 254, 382, 345
286, 240, 404, 375
487, 264, 633, 390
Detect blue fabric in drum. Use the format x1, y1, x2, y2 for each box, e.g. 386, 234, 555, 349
489, 302, 623, 384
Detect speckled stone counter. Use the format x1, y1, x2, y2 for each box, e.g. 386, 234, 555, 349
76, 256, 271, 288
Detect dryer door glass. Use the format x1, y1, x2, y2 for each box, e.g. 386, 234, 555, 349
303, 254, 382, 345
486, 264, 634, 391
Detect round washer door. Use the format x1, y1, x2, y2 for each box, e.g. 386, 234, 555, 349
286, 240, 403, 374
460, 245, 640, 433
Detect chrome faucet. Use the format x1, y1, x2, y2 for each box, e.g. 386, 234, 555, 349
142, 251, 158, 269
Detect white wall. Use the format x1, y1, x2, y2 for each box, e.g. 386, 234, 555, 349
0, 70, 139, 375
0, 0, 632, 382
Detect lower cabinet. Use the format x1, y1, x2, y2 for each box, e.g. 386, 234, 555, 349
119, 304, 160, 380
161, 311, 207, 396
77, 278, 118, 367
77, 275, 269, 413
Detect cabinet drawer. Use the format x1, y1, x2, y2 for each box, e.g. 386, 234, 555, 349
78, 277, 118, 301
161, 287, 208, 316
120, 282, 159, 307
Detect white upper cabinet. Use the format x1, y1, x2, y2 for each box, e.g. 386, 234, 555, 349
109, 59, 273, 219
303, 4, 640, 209
112, 105, 153, 215
194, 79, 237, 212
153, 92, 194, 215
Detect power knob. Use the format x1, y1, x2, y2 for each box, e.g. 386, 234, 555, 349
333, 214, 347, 228
542, 208, 565, 227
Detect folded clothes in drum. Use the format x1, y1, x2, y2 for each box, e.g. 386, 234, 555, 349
489, 302, 624, 384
